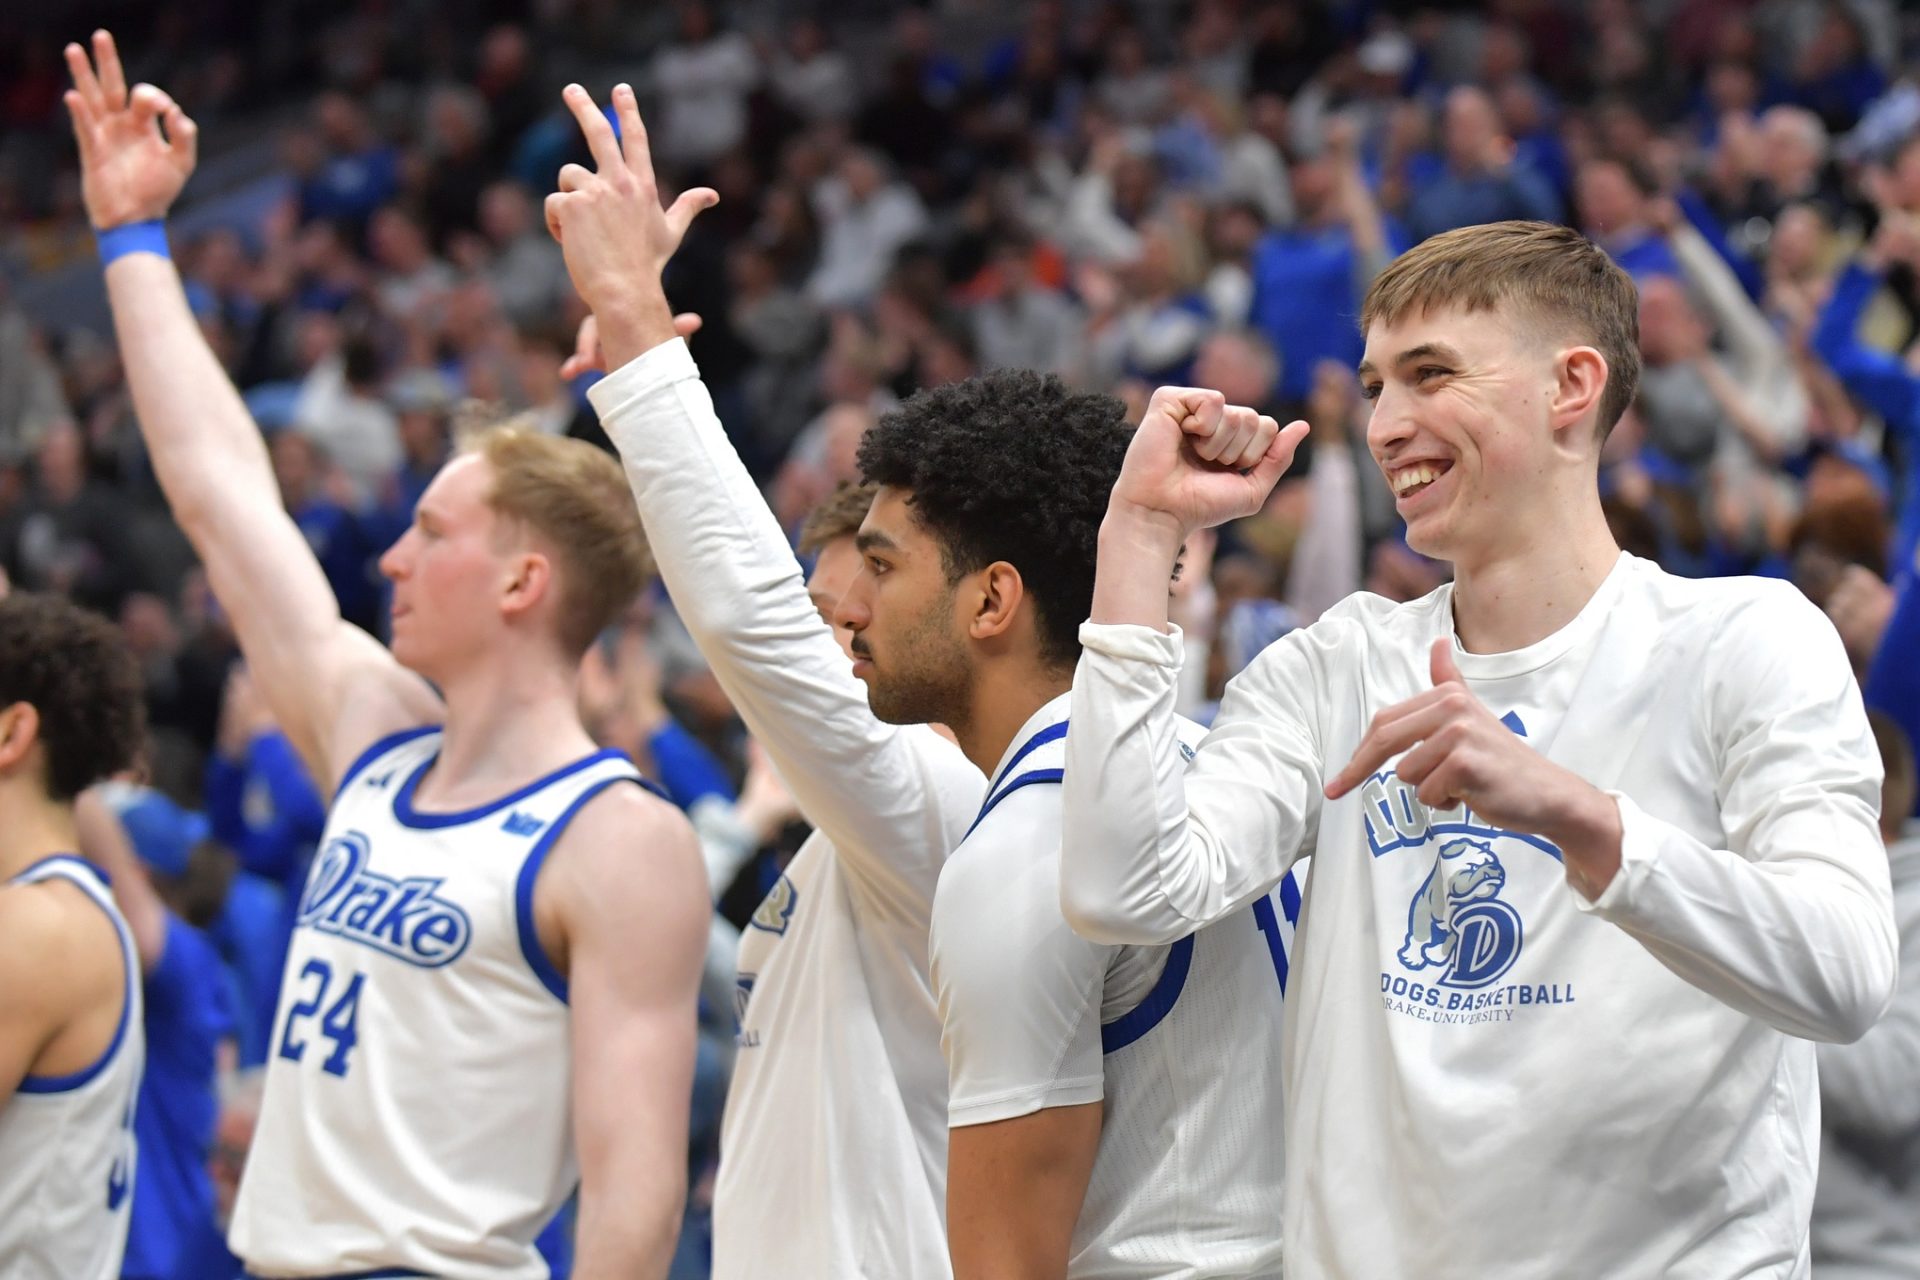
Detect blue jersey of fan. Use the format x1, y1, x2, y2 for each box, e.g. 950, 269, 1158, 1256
227, 727, 646, 1279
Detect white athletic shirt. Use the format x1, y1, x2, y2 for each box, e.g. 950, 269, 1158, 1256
936, 694, 1289, 1279
590, 340, 983, 1279
229, 728, 644, 1278
0, 855, 143, 1280
1061, 551, 1900, 1279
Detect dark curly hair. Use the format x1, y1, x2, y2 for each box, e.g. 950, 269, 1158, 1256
857, 369, 1133, 670
0, 593, 145, 801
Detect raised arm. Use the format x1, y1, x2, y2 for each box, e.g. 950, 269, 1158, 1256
546, 83, 982, 909
1061, 387, 1316, 943
63, 32, 437, 787
1811, 221, 1920, 435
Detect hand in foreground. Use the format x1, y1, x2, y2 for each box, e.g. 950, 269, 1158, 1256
63, 30, 198, 230
1325, 638, 1622, 895
545, 83, 716, 348
1107, 385, 1308, 542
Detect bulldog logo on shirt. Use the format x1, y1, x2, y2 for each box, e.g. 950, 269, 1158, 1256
1396, 838, 1522, 988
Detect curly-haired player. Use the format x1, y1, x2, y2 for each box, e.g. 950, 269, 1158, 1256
549, 82, 1295, 1279
0, 591, 148, 1279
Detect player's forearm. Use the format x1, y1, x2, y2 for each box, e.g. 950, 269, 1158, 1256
1581, 795, 1898, 1043
573, 1180, 683, 1280
104, 253, 278, 533
1060, 626, 1301, 944
1089, 509, 1184, 630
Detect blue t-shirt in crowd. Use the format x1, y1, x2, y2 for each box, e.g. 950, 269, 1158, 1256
1249, 224, 1375, 404
125, 916, 240, 1280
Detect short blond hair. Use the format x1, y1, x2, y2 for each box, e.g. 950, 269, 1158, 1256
798, 481, 877, 556
467, 426, 652, 656
1361, 220, 1641, 435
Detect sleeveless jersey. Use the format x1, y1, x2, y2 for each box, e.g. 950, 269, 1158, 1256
229, 728, 645, 1278
933, 700, 1290, 1278
0, 855, 144, 1280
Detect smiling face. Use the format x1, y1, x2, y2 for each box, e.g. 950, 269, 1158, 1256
832, 487, 973, 727
1358, 305, 1571, 563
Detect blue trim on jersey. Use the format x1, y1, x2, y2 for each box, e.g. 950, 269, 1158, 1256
1100, 934, 1195, 1054
990, 719, 1068, 792
334, 725, 440, 799
7, 852, 109, 886
964, 767, 1065, 840
244, 1271, 428, 1279
1280, 868, 1303, 924
394, 747, 633, 830
15, 859, 137, 1095
514, 775, 649, 1004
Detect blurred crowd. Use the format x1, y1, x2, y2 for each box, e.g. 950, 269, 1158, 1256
3, 0, 1919, 1276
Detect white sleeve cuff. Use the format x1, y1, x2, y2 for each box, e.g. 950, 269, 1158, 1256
584, 336, 700, 418
1570, 791, 1651, 917
947, 1075, 1106, 1128
1077, 620, 1185, 668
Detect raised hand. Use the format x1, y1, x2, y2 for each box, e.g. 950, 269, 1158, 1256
544, 83, 717, 356
1108, 385, 1308, 542
63, 30, 198, 230
1324, 638, 1622, 895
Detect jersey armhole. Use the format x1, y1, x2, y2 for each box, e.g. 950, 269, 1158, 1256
15, 867, 138, 1095
1099, 934, 1195, 1055
513, 775, 663, 1005
333, 725, 441, 801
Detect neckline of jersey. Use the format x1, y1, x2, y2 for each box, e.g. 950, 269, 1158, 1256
986, 691, 1073, 793
1439, 550, 1633, 682
391, 746, 633, 830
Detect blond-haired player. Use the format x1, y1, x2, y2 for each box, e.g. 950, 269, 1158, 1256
1062, 220, 1899, 1277
64, 32, 708, 1279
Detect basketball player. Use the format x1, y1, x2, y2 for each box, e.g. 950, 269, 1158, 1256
0, 591, 148, 1278
546, 83, 1292, 1279
1060, 220, 1899, 1276
552, 86, 979, 1277
64, 32, 708, 1278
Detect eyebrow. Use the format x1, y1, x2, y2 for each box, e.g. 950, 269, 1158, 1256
1356, 342, 1467, 379
855, 529, 899, 554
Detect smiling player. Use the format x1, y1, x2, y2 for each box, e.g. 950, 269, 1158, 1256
1060, 219, 1898, 1277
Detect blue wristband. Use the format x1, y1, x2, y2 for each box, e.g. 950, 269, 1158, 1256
97, 219, 170, 266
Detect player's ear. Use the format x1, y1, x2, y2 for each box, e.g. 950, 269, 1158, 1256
1548, 345, 1607, 442
501, 551, 553, 623
969, 561, 1025, 642
0, 701, 41, 773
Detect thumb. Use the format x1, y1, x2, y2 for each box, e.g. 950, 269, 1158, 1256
664, 187, 719, 240
1430, 636, 1462, 687
1244, 419, 1310, 492
672, 311, 704, 340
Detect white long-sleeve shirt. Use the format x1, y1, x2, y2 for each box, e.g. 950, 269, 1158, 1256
589, 341, 983, 1280
1812, 833, 1920, 1279
1061, 551, 1898, 1279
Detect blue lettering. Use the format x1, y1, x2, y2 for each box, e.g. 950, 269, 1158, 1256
294, 831, 473, 968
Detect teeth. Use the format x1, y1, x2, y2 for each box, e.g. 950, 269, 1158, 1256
1394, 464, 1441, 495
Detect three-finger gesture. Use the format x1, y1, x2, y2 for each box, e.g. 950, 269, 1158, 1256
63, 30, 198, 230
544, 83, 716, 330
1109, 386, 1308, 541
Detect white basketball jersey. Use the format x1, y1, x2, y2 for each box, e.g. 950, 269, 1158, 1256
934, 701, 1289, 1278
0, 855, 143, 1280
229, 727, 645, 1279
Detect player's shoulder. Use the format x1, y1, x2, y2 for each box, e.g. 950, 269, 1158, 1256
550, 777, 698, 871
0, 874, 119, 1018
1621, 555, 1825, 640
1238, 584, 1448, 682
